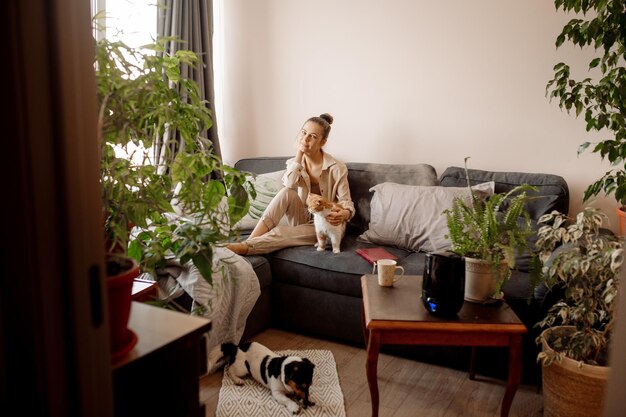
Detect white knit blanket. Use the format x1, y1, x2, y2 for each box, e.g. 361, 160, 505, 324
149, 247, 260, 374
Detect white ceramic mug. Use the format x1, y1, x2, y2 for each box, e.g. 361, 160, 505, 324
373, 259, 405, 287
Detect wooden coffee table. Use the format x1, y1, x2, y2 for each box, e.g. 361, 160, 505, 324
361, 274, 526, 417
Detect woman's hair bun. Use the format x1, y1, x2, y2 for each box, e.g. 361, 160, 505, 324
320, 113, 334, 125
305, 113, 334, 139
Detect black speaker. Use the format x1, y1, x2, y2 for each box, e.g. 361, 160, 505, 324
422, 250, 465, 317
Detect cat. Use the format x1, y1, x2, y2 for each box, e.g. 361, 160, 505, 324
306, 193, 347, 254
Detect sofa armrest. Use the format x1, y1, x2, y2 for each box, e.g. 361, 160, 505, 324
234, 157, 290, 175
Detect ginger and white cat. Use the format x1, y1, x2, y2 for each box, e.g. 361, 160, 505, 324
306, 193, 346, 253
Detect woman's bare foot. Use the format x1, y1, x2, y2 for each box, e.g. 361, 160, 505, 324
227, 242, 249, 255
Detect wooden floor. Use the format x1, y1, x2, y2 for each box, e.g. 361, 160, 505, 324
200, 328, 544, 417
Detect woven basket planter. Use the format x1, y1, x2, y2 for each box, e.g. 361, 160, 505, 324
540, 327, 609, 417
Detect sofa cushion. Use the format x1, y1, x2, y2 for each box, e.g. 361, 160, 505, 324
358, 182, 495, 253
503, 269, 534, 300
345, 162, 439, 234
270, 234, 426, 298
511, 217, 539, 273
439, 166, 569, 219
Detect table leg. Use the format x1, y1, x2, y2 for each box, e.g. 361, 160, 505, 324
469, 346, 477, 380
501, 334, 522, 417
366, 330, 381, 417
361, 301, 369, 347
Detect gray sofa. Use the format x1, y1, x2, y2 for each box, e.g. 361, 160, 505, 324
237, 156, 569, 383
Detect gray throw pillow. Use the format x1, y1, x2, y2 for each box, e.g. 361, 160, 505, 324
358, 181, 494, 252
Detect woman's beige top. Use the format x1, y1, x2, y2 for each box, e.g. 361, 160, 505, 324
282, 151, 355, 220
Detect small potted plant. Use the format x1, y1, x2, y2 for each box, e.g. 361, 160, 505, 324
533, 207, 622, 417
96, 34, 251, 358
445, 158, 536, 303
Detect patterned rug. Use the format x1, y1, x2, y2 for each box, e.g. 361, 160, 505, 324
216, 349, 347, 417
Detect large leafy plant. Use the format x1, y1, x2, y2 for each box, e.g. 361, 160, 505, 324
534, 207, 622, 366
97, 36, 250, 283
547, 0, 626, 207
445, 160, 537, 270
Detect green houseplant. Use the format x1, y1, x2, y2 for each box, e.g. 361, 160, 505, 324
445, 159, 537, 302
547, 0, 626, 233
97, 36, 250, 280
533, 207, 622, 417
95, 34, 251, 355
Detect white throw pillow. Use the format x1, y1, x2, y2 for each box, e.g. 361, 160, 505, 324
358, 182, 494, 252
234, 170, 285, 231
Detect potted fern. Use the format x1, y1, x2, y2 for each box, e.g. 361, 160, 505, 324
96, 35, 250, 357
533, 207, 622, 417
445, 159, 536, 303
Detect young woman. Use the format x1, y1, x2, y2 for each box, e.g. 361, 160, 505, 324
227, 113, 354, 255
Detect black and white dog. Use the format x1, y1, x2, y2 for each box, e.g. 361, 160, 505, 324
209, 341, 315, 414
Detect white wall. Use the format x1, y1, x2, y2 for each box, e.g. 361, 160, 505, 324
219, 0, 617, 231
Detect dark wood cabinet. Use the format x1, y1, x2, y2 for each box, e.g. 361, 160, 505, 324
112, 302, 211, 417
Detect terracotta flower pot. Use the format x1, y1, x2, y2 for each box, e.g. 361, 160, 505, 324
106, 254, 140, 361
540, 327, 609, 417
616, 207, 626, 236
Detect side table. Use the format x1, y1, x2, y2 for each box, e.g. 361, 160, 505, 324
361, 274, 526, 417
113, 302, 211, 417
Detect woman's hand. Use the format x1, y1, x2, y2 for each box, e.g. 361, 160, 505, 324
326, 209, 350, 226
294, 137, 305, 163
295, 148, 304, 164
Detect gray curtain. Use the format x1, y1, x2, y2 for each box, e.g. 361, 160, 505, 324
156, 0, 221, 164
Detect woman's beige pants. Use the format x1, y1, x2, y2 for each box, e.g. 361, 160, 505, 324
245, 188, 317, 255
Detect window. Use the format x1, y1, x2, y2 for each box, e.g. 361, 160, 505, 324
91, 0, 156, 45
91, 0, 224, 162
91, 0, 158, 164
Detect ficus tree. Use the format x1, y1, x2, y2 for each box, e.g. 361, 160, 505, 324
534, 207, 622, 366
547, 0, 626, 207
97, 35, 252, 284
